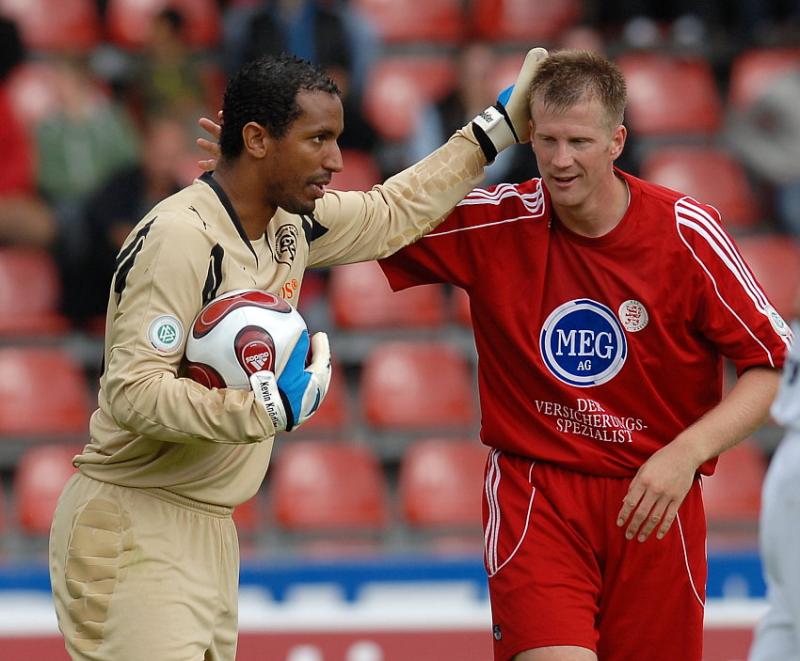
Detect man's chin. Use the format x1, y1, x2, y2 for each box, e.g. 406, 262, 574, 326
280, 198, 316, 215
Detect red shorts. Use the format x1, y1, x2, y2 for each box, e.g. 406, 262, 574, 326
482, 451, 706, 661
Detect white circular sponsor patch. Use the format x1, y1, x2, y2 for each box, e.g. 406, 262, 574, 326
618, 299, 649, 332
766, 304, 790, 337
148, 315, 184, 353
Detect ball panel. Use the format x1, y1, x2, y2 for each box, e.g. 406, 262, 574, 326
185, 361, 227, 390
193, 290, 292, 339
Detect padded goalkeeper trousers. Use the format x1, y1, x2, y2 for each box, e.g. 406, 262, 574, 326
49, 473, 239, 661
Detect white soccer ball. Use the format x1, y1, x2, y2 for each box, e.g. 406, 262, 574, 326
184, 289, 308, 389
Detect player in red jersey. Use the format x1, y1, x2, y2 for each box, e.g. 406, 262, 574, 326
381, 51, 790, 661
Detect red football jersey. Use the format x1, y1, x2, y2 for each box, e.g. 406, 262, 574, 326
380, 170, 790, 477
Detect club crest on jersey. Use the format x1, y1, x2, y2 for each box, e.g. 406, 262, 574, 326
540, 299, 627, 387
275, 224, 298, 265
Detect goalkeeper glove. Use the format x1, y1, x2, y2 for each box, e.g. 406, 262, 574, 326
250, 331, 331, 432
471, 47, 548, 163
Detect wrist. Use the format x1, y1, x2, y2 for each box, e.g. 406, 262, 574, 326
471, 104, 516, 163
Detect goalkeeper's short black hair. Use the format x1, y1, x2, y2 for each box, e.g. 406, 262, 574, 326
219, 54, 340, 159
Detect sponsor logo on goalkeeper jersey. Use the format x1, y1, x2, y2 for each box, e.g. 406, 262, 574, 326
540, 299, 627, 387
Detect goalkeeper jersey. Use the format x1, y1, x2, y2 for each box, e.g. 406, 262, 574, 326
381, 169, 791, 477
76, 126, 486, 507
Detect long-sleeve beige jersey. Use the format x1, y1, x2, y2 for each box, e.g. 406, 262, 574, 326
75, 125, 486, 507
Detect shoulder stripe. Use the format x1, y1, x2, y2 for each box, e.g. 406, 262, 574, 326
676, 199, 769, 308
424, 212, 546, 239
675, 199, 790, 360
460, 184, 543, 215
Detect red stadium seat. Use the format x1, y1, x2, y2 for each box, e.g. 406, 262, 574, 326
0, 247, 69, 336
330, 261, 447, 329
399, 438, 486, 529
735, 234, 800, 320
330, 150, 381, 192
640, 147, 762, 230
0, 0, 101, 52
363, 70, 424, 141
354, 0, 464, 44
14, 444, 79, 536
0, 348, 89, 436
617, 53, 722, 136
470, 0, 582, 43
728, 47, 800, 109
293, 363, 349, 436
106, 0, 221, 49
361, 341, 476, 430
367, 56, 458, 105
703, 439, 766, 527
232, 492, 264, 536
270, 441, 388, 532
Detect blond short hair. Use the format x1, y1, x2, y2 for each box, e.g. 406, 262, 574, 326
530, 50, 627, 128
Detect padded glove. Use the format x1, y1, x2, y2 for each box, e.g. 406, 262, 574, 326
471, 47, 548, 162
250, 331, 331, 432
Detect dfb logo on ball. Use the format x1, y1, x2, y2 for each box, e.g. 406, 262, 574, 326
539, 299, 627, 387
184, 289, 308, 389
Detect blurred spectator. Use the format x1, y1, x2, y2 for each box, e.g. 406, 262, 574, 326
35, 56, 139, 216
429, 43, 533, 185
726, 70, 800, 235
68, 113, 190, 323
129, 7, 208, 123
0, 16, 55, 247
223, 0, 378, 98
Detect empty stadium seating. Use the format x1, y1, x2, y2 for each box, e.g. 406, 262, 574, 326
735, 234, 800, 320
0, 0, 101, 52
0, 348, 89, 438
728, 47, 800, 109
399, 438, 486, 529
617, 53, 722, 136
640, 147, 762, 230
105, 0, 221, 49
703, 439, 766, 539
360, 341, 476, 431
354, 0, 464, 44
330, 261, 447, 330
270, 441, 388, 533
0, 248, 69, 337
470, 0, 582, 43
14, 444, 78, 536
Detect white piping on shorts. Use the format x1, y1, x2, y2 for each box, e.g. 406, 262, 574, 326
484, 451, 536, 577
676, 512, 706, 609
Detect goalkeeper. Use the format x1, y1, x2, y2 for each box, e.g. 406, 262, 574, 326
48, 50, 547, 661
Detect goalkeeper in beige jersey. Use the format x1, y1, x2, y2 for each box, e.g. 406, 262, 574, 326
49, 51, 547, 660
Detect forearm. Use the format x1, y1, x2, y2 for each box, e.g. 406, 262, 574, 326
671, 366, 780, 467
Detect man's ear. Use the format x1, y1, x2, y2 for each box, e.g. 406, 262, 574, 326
610, 124, 627, 162
242, 121, 271, 158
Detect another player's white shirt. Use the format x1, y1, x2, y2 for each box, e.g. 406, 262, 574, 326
771, 320, 800, 429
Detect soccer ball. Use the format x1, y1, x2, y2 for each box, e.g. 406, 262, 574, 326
184, 289, 308, 390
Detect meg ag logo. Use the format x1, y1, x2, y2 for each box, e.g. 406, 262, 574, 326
539, 299, 627, 387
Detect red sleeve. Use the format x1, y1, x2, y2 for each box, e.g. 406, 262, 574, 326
0, 90, 33, 195
675, 196, 790, 373
380, 181, 541, 291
